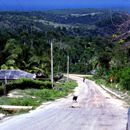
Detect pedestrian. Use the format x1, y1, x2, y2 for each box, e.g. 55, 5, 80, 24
83, 77, 85, 82
72, 90, 79, 103
72, 95, 78, 102
109, 75, 113, 83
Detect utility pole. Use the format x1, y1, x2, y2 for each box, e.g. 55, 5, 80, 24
4, 75, 7, 96
67, 55, 69, 81
51, 41, 54, 88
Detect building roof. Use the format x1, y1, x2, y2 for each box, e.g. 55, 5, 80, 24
0, 69, 36, 80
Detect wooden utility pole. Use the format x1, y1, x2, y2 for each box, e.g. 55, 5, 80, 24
67, 55, 69, 81
4, 76, 7, 96
51, 42, 54, 88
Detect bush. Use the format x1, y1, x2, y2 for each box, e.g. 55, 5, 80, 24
5, 78, 52, 93
0, 86, 3, 95
0, 80, 77, 107
0, 81, 6, 96
108, 67, 130, 90
119, 67, 130, 90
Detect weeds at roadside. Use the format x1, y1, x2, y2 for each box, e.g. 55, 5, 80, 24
86, 75, 130, 104
0, 80, 77, 108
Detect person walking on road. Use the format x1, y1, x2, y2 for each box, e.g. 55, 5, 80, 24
83, 77, 85, 82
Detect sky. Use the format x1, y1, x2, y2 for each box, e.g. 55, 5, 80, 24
0, 0, 129, 10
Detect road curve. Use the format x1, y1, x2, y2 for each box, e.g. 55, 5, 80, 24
0, 75, 128, 130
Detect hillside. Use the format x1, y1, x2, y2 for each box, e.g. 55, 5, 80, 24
0, 9, 130, 79
0, 9, 129, 37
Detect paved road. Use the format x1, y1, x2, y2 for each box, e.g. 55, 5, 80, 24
0, 75, 128, 130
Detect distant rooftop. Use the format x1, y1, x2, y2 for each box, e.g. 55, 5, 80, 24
0, 69, 36, 80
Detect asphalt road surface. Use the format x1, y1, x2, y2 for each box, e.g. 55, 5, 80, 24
0, 75, 128, 130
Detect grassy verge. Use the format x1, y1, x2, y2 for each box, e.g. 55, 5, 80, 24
86, 75, 122, 91
0, 80, 77, 107
86, 75, 130, 104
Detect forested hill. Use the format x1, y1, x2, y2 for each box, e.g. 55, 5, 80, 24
0, 9, 130, 77
0, 9, 129, 36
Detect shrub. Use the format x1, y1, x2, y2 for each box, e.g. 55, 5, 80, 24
0, 80, 77, 107
119, 67, 130, 90
5, 78, 52, 93
0, 86, 3, 95
108, 67, 130, 90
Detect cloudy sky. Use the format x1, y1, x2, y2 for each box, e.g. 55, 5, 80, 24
0, 0, 129, 10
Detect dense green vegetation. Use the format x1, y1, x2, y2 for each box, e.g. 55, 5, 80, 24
93, 37, 130, 91
0, 80, 77, 114
0, 9, 130, 91
0, 78, 52, 96
0, 80, 77, 106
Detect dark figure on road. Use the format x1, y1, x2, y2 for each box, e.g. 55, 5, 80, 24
73, 95, 78, 102
83, 77, 85, 82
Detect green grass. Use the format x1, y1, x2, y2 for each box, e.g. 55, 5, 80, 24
86, 75, 121, 90
0, 78, 52, 96
86, 75, 130, 105
0, 80, 77, 107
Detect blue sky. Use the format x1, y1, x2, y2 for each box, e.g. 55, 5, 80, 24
0, 0, 129, 10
